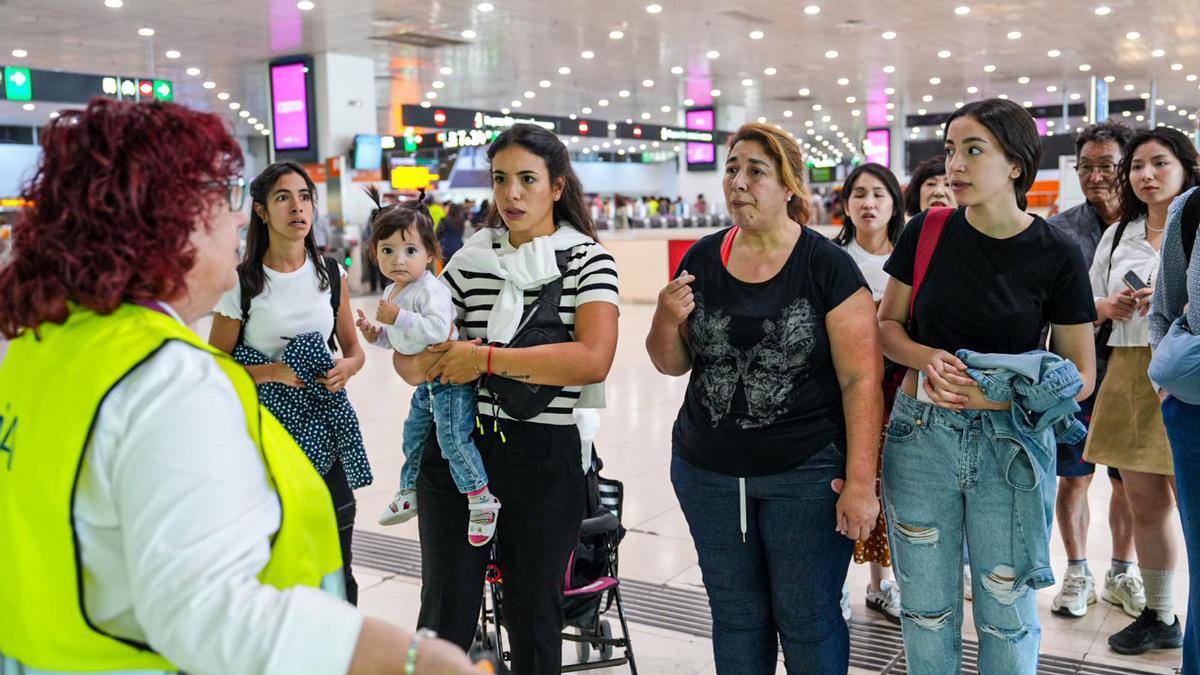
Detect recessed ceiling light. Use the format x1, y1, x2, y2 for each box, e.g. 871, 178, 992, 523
1168, 104, 1177, 111
1023, 100, 1033, 107
757, 116, 767, 123
642, 112, 652, 119
1189, 75, 1199, 82
524, 90, 535, 98
845, 96, 856, 103
432, 80, 445, 89
954, 5, 970, 14
229, 102, 240, 110
824, 50, 838, 58
710, 89, 721, 97
886, 114, 895, 121
420, 101, 431, 108
684, 98, 694, 106
661, 105, 672, 113
297, 0, 315, 9
510, 100, 521, 107
540, 80, 552, 88
1094, 5, 1111, 15
186, 66, 201, 76
104, 0, 123, 7
883, 65, 895, 73
618, 89, 630, 97
917, 108, 927, 114
247, 117, 257, 124
558, 66, 571, 75
670, 66, 683, 74
440, 66, 454, 75
461, 29, 477, 39
922, 94, 933, 102
1124, 83, 1136, 91
805, 5, 820, 14
49, 111, 60, 119
763, 66, 777, 76
1126, 31, 1140, 39
938, 50, 951, 59
645, 3, 663, 13
887, 102, 896, 110
1103, 75, 1116, 82
930, 76, 942, 85
812, 103, 822, 110
582, 106, 592, 114
1079, 63, 1092, 71
998, 94, 1008, 99
798, 87, 811, 96
1047, 49, 1061, 58
1155, 98, 1165, 105
598, 98, 609, 106
706, 50, 720, 59
261, 128, 271, 136
967, 85, 979, 93
783, 110, 793, 117
581, 50, 594, 59
1172, 63, 1184, 71
881, 31, 896, 40
165, 50, 181, 59
137, 27, 154, 37
11, 49, 27, 58
984, 64, 996, 73
22, 103, 34, 111
1152, 48, 1166, 57
642, 79, 654, 87
217, 91, 229, 100
202, 80, 216, 89
1018, 76, 1030, 84
837, 77, 850, 86
884, 86, 895, 95
749, 30, 764, 40
1046, 84, 1058, 92
821, 115, 831, 122
742, 78, 754, 86
1072, 92, 1084, 100
477, 2, 494, 11
427, 91, 438, 99
609, 30, 624, 39
1007, 30, 1022, 39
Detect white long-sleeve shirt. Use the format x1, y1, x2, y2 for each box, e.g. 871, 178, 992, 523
67, 303, 361, 675
1089, 216, 1161, 347
373, 271, 457, 355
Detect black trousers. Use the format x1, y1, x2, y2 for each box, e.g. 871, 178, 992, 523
417, 417, 586, 675
323, 459, 359, 605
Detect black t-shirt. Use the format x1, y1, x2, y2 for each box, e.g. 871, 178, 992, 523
883, 208, 1096, 355
671, 227, 868, 477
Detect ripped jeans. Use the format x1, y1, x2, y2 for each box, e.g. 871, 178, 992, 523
883, 392, 1044, 674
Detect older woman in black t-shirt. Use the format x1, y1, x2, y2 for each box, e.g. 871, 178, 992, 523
646, 123, 882, 674
878, 99, 1097, 674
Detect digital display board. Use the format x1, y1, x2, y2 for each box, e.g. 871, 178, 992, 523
685, 107, 716, 171
864, 128, 891, 168
685, 108, 715, 131
270, 61, 311, 151
353, 134, 382, 170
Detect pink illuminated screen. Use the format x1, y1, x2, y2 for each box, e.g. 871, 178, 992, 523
686, 108, 715, 131
271, 62, 310, 151
687, 142, 715, 164
864, 129, 891, 168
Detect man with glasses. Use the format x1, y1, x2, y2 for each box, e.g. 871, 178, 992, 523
1046, 120, 1145, 620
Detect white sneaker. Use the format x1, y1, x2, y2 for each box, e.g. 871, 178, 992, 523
1052, 572, 1097, 618
865, 580, 902, 625
840, 581, 852, 622
378, 489, 418, 526
963, 567, 973, 601
1103, 570, 1147, 619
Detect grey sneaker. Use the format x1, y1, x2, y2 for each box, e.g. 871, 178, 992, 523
1103, 570, 1147, 619
865, 580, 902, 625
963, 566, 973, 601
1051, 572, 1097, 618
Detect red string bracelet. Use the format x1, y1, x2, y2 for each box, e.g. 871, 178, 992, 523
487, 345, 495, 376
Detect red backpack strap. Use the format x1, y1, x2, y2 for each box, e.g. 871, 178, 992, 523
720, 226, 740, 268
909, 207, 952, 315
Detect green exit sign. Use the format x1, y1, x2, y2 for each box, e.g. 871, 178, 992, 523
4, 67, 32, 101
153, 79, 173, 102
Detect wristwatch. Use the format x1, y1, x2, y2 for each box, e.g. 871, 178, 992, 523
405, 628, 438, 675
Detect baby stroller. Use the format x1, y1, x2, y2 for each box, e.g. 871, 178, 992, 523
476, 453, 638, 673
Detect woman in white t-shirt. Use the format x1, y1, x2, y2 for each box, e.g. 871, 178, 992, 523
209, 161, 369, 604
833, 162, 907, 624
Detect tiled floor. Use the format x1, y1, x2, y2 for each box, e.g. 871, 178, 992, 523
199, 296, 1190, 674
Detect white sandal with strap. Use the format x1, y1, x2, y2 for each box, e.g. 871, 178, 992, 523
467, 495, 501, 547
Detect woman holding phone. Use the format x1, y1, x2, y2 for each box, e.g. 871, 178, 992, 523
1085, 128, 1200, 656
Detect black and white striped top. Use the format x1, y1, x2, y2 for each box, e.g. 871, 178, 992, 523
442, 233, 620, 425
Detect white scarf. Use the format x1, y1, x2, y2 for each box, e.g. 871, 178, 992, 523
447, 223, 593, 344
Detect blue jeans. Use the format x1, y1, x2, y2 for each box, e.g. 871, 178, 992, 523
883, 393, 1044, 674
400, 382, 487, 494
671, 443, 853, 675
1163, 395, 1200, 674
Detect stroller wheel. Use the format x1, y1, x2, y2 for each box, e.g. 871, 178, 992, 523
575, 634, 592, 663
599, 620, 614, 661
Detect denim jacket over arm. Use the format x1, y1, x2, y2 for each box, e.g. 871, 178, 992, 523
956, 349, 1086, 590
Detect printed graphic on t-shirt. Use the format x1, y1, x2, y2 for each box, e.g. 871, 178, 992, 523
689, 292, 817, 428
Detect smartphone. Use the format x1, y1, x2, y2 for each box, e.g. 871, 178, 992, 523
1123, 269, 1148, 293
917, 371, 934, 403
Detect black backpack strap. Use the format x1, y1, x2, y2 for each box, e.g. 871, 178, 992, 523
323, 255, 341, 352
1182, 188, 1200, 265
236, 268, 252, 348
1108, 219, 1130, 269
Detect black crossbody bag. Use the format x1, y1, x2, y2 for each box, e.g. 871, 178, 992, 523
482, 250, 573, 420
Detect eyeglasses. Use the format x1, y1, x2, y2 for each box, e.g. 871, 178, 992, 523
207, 177, 246, 211
1076, 163, 1118, 177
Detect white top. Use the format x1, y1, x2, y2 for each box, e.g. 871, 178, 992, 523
842, 238, 891, 301
442, 234, 620, 425
72, 302, 361, 675
373, 271, 457, 355
1089, 216, 1161, 347
214, 255, 345, 360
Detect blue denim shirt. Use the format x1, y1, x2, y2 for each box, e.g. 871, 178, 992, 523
956, 349, 1087, 590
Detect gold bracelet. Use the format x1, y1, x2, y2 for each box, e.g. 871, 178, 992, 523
471, 343, 482, 377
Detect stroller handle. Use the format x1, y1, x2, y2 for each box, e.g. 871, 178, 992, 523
579, 510, 620, 538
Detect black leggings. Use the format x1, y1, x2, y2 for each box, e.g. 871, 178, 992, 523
417, 417, 586, 675
323, 459, 358, 605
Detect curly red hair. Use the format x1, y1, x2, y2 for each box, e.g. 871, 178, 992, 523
0, 97, 243, 337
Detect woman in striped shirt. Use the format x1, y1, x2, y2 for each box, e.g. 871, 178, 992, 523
393, 123, 619, 674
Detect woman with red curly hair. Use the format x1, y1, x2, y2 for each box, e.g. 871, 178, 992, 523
0, 98, 477, 674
